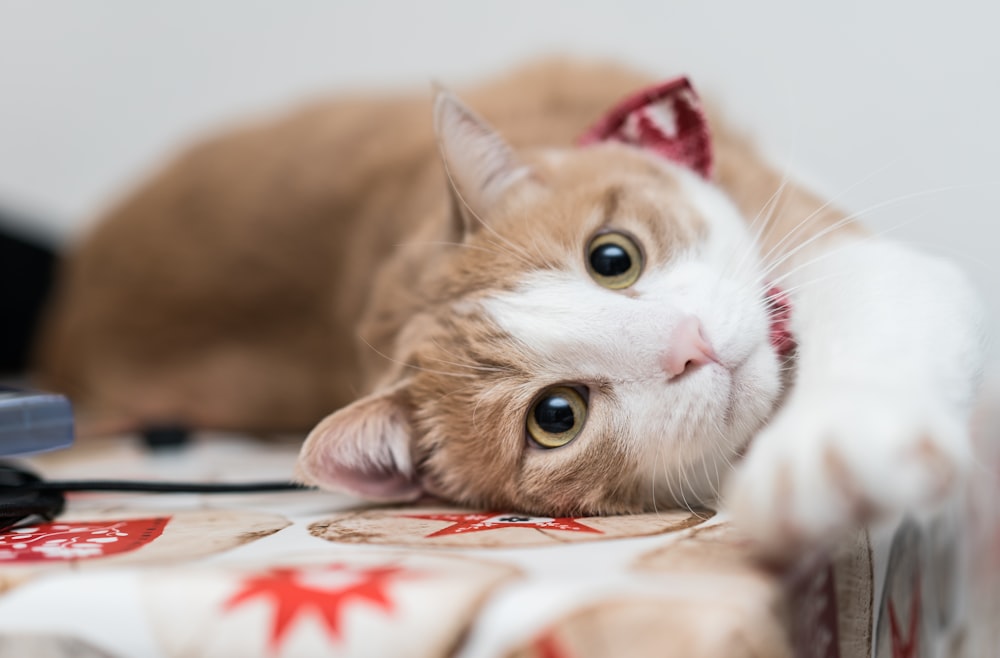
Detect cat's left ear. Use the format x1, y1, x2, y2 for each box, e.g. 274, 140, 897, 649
433, 88, 531, 236
295, 385, 422, 502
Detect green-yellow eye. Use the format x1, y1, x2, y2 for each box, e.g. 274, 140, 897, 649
586, 231, 644, 289
526, 386, 587, 449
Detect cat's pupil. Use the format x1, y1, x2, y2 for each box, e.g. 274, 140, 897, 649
590, 243, 632, 277
533, 395, 575, 434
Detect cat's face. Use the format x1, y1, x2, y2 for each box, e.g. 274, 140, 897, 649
297, 90, 786, 515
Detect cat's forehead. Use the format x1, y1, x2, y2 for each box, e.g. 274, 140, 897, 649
453, 144, 713, 272
521, 143, 704, 227
414, 142, 751, 370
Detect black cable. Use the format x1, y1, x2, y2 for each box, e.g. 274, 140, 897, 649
19, 480, 311, 494
0, 464, 65, 533
0, 462, 313, 533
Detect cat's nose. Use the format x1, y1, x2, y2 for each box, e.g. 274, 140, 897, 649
661, 316, 718, 379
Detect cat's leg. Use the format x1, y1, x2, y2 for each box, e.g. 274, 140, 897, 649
726, 236, 984, 555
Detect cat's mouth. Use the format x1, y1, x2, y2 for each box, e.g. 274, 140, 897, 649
765, 287, 795, 357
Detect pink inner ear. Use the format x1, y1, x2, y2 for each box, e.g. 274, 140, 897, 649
296, 389, 424, 503
578, 77, 713, 179
321, 458, 423, 502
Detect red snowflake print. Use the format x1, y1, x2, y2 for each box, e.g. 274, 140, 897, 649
0, 517, 169, 563
403, 513, 602, 538
223, 564, 410, 653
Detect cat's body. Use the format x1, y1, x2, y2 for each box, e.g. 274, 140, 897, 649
36, 60, 983, 551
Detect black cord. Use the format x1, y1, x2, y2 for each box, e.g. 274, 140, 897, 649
0, 462, 313, 533
0, 464, 66, 533
20, 480, 311, 494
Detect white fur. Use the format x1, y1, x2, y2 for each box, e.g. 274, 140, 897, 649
726, 236, 985, 552
485, 151, 984, 545
483, 171, 784, 507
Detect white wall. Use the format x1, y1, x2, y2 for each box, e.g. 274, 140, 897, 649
1, 0, 998, 366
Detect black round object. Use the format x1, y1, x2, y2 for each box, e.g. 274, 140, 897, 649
589, 243, 632, 277
141, 424, 191, 451
533, 395, 576, 434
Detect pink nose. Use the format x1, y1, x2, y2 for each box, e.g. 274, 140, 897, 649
661, 316, 718, 379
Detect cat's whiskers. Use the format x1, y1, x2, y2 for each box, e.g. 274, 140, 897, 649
675, 445, 699, 514
482, 237, 540, 270
430, 381, 478, 407
735, 120, 809, 283
757, 208, 934, 297
726, 164, 795, 283
709, 417, 736, 477
656, 439, 684, 514
398, 240, 533, 264
757, 176, 1000, 305
742, 191, 951, 309
649, 435, 663, 517
470, 379, 506, 436
721, 177, 800, 304
753, 158, 901, 279
357, 335, 479, 380
765, 272, 852, 302
424, 357, 511, 374
425, 337, 516, 375
755, 178, 990, 291
438, 143, 539, 269
527, 233, 560, 272
907, 242, 998, 276
757, 211, 886, 286
695, 422, 718, 501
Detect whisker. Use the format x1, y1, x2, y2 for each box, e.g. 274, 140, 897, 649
436, 139, 538, 269
398, 240, 530, 264
425, 337, 516, 375
758, 207, 924, 287
760, 209, 932, 295
660, 445, 684, 513
471, 380, 505, 435
755, 158, 902, 272
730, 167, 797, 283
358, 335, 478, 380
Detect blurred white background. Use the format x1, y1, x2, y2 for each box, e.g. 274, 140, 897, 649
1, 1, 998, 368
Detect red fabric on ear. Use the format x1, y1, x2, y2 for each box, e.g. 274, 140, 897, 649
578, 77, 713, 179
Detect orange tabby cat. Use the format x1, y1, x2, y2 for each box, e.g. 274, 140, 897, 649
35, 59, 982, 550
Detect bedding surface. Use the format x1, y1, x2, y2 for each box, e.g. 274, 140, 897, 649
0, 433, 957, 658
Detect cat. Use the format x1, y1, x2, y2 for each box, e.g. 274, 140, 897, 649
34, 59, 984, 552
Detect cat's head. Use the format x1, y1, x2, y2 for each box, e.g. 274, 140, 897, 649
297, 79, 789, 515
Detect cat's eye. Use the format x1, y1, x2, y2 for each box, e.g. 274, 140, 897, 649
526, 386, 588, 449
586, 231, 644, 289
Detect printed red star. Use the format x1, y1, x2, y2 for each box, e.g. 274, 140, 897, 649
223, 564, 407, 652
403, 512, 602, 538
888, 578, 921, 658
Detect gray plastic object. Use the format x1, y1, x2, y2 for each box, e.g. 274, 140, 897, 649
0, 387, 74, 456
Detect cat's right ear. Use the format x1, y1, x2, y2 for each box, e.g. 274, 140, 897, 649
433, 88, 530, 237
295, 386, 422, 502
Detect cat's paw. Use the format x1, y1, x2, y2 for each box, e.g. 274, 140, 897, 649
725, 389, 969, 557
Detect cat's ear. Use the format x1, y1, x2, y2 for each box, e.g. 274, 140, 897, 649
433, 88, 530, 236
579, 77, 713, 179
295, 385, 422, 502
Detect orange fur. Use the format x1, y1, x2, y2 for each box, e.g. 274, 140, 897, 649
34, 59, 858, 514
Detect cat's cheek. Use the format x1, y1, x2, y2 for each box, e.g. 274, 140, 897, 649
723, 389, 971, 558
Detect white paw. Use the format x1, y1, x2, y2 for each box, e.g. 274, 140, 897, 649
725, 388, 970, 556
